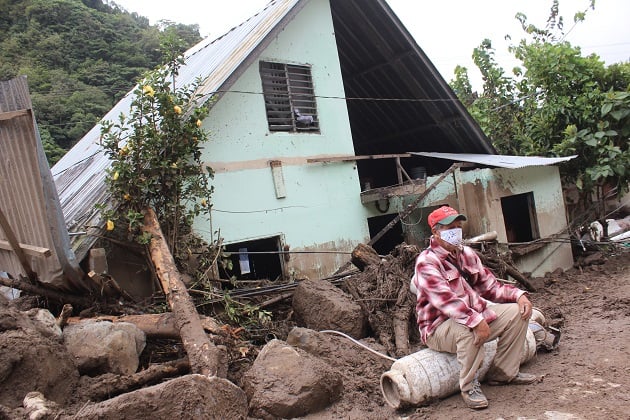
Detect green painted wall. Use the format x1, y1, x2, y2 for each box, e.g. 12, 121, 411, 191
193, 0, 369, 278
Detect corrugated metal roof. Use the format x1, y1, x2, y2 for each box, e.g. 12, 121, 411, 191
410, 152, 577, 168
0, 76, 85, 290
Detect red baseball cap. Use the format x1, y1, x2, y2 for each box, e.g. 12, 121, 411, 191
428, 206, 467, 229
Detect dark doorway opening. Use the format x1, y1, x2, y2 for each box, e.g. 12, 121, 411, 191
223, 236, 283, 281
368, 214, 404, 256
501, 192, 540, 243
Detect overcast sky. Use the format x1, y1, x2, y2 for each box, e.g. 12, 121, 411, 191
113, 0, 630, 89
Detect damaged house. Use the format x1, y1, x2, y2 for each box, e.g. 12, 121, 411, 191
2, 0, 575, 294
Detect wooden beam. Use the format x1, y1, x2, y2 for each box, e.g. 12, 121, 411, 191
360, 183, 425, 204
0, 239, 51, 257
307, 153, 412, 163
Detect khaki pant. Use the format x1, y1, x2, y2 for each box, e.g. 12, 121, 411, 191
425, 303, 529, 392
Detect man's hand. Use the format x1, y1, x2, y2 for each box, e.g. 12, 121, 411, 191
517, 295, 533, 320
472, 320, 490, 347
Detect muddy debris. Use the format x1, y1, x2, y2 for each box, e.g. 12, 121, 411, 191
0, 244, 628, 419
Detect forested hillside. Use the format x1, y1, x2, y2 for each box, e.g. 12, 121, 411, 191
0, 0, 201, 164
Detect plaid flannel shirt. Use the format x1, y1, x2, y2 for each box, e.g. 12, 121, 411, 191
411, 237, 526, 343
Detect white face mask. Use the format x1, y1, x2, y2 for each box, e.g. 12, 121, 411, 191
439, 227, 463, 246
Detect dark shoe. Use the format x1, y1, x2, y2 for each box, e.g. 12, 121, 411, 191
487, 372, 540, 386
461, 380, 488, 409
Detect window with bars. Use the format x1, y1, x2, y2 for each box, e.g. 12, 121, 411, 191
259, 61, 319, 132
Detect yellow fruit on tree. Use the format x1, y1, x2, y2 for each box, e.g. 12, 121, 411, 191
142, 85, 155, 97
106, 220, 115, 231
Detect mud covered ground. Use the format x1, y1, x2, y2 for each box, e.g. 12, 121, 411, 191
304, 247, 630, 419
1, 247, 628, 419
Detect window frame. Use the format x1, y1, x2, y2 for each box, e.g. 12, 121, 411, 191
259, 61, 319, 133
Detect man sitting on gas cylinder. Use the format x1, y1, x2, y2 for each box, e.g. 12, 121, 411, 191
410, 206, 540, 409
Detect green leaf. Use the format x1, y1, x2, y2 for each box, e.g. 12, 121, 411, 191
601, 102, 613, 116
610, 109, 630, 121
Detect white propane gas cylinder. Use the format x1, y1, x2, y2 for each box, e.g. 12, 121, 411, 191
380, 328, 536, 409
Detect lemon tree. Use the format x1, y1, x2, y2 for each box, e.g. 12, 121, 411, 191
99, 56, 213, 252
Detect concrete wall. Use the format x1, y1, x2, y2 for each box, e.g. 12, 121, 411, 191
194, 0, 369, 280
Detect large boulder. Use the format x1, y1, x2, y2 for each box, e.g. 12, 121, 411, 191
242, 339, 343, 419
62, 320, 145, 376
292, 279, 367, 338
69, 374, 248, 419
0, 305, 79, 408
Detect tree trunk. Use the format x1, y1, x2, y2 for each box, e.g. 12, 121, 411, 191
66, 312, 223, 339
351, 243, 382, 271
143, 207, 223, 376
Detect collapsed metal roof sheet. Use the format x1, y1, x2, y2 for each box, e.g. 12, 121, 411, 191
0, 76, 85, 290
411, 152, 577, 168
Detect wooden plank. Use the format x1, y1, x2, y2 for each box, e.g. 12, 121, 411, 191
0, 239, 51, 257
360, 183, 425, 203
307, 153, 412, 163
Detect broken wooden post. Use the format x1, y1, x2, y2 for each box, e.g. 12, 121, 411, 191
351, 243, 382, 270
143, 207, 222, 376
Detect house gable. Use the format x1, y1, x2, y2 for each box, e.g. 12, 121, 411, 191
194, 0, 368, 281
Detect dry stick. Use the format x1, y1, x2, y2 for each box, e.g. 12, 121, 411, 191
334, 163, 462, 275
257, 292, 294, 309
84, 358, 190, 402
143, 207, 222, 376
0, 274, 93, 307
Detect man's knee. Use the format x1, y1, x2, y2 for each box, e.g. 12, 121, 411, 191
500, 303, 528, 323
